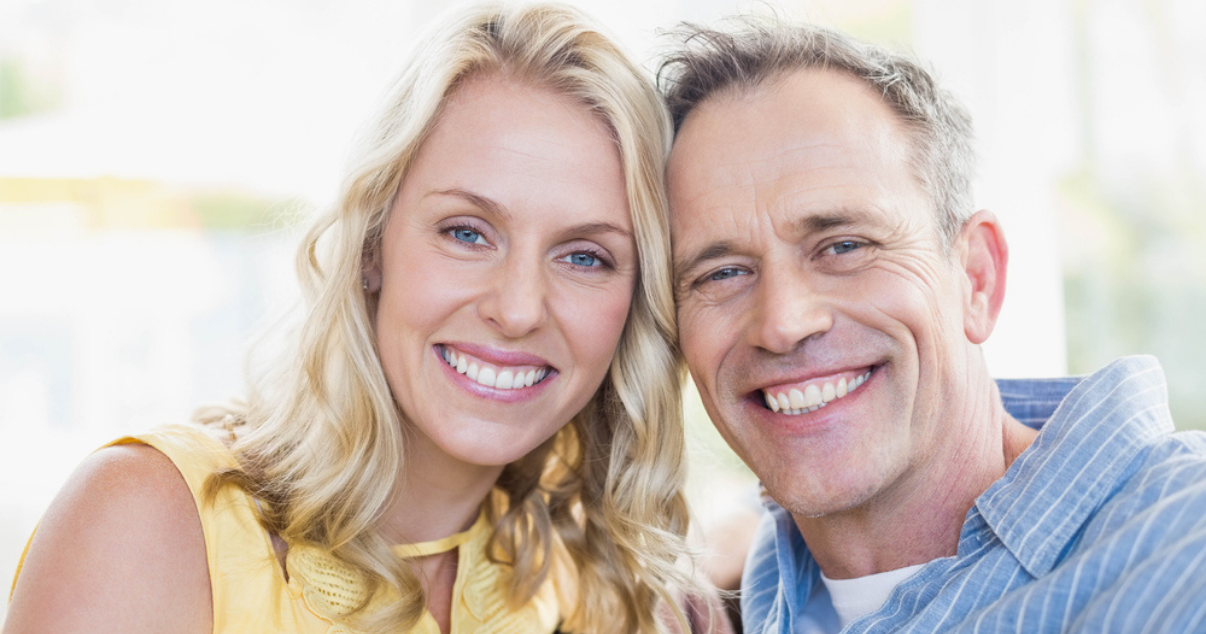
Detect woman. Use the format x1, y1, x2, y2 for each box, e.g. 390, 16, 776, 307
5, 4, 708, 633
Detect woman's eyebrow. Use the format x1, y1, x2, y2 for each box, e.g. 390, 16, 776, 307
426, 188, 632, 239
568, 221, 632, 239
425, 188, 511, 219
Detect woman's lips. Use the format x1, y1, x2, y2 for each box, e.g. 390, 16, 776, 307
437, 344, 551, 390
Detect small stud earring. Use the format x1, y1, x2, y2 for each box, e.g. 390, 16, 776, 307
362, 276, 370, 290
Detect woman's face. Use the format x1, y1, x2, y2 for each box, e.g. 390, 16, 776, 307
375, 74, 637, 471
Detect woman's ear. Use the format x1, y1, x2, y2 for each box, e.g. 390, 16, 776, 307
958, 209, 1009, 344
361, 266, 382, 293
361, 242, 383, 294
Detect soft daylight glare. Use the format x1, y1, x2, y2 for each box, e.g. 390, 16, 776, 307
2, 0, 1204, 622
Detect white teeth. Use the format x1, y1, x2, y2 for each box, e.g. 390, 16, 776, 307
788, 389, 805, 410
441, 346, 549, 390
764, 369, 873, 415
804, 384, 822, 407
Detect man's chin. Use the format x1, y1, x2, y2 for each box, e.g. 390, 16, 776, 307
762, 474, 882, 520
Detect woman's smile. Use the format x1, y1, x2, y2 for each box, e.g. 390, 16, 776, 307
436, 343, 554, 394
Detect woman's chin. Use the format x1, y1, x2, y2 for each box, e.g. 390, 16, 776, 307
418, 425, 565, 472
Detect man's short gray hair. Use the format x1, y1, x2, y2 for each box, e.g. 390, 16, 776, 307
658, 17, 977, 245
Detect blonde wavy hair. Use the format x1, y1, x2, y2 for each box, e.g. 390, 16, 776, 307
200, 3, 693, 633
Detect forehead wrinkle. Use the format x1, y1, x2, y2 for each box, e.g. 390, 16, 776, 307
757, 140, 885, 214
762, 139, 854, 166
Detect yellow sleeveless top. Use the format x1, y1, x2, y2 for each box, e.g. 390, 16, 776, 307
11, 424, 563, 634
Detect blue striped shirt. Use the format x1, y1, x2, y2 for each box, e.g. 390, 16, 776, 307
742, 356, 1206, 633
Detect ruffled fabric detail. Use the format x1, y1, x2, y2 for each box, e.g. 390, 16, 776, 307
289, 546, 371, 618
285, 512, 560, 633
458, 521, 560, 633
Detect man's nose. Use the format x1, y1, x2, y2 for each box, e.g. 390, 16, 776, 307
477, 254, 549, 338
746, 264, 833, 354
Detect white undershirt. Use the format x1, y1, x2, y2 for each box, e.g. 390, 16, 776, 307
797, 563, 927, 633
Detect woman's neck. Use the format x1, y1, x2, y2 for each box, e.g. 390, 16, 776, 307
380, 434, 502, 634
378, 433, 504, 545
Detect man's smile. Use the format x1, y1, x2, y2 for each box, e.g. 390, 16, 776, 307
760, 366, 875, 415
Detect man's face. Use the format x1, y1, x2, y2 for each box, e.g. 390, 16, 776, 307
669, 69, 976, 519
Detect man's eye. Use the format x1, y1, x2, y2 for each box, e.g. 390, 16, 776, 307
827, 240, 863, 255
450, 227, 487, 245
707, 267, 744, 282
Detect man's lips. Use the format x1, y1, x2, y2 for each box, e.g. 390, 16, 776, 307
757, 366, 875, 415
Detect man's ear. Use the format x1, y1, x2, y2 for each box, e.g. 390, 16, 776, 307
958, 210, 1008, 344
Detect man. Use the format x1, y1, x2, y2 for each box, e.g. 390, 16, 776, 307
660, 18, 1206, 633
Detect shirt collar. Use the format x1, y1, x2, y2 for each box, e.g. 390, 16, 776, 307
762, 501, 820, 622
976, 355, 1174, 577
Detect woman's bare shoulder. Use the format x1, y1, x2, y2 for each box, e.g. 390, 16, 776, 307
4, 443, 212, 634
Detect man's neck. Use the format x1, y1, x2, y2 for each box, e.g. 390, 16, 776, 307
794, 378, 1038, 580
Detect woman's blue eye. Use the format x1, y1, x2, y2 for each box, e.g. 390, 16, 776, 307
451, 228, 485, 244
566, 252, 599, 267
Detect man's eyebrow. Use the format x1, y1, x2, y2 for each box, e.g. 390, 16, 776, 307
674, 240, 738, 282
673, 210, 877, 283
797, 209, 871, 233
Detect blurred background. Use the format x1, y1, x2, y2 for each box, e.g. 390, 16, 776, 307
1, 0, 1204, 616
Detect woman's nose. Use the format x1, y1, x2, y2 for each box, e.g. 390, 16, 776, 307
477, 255, 549, 338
